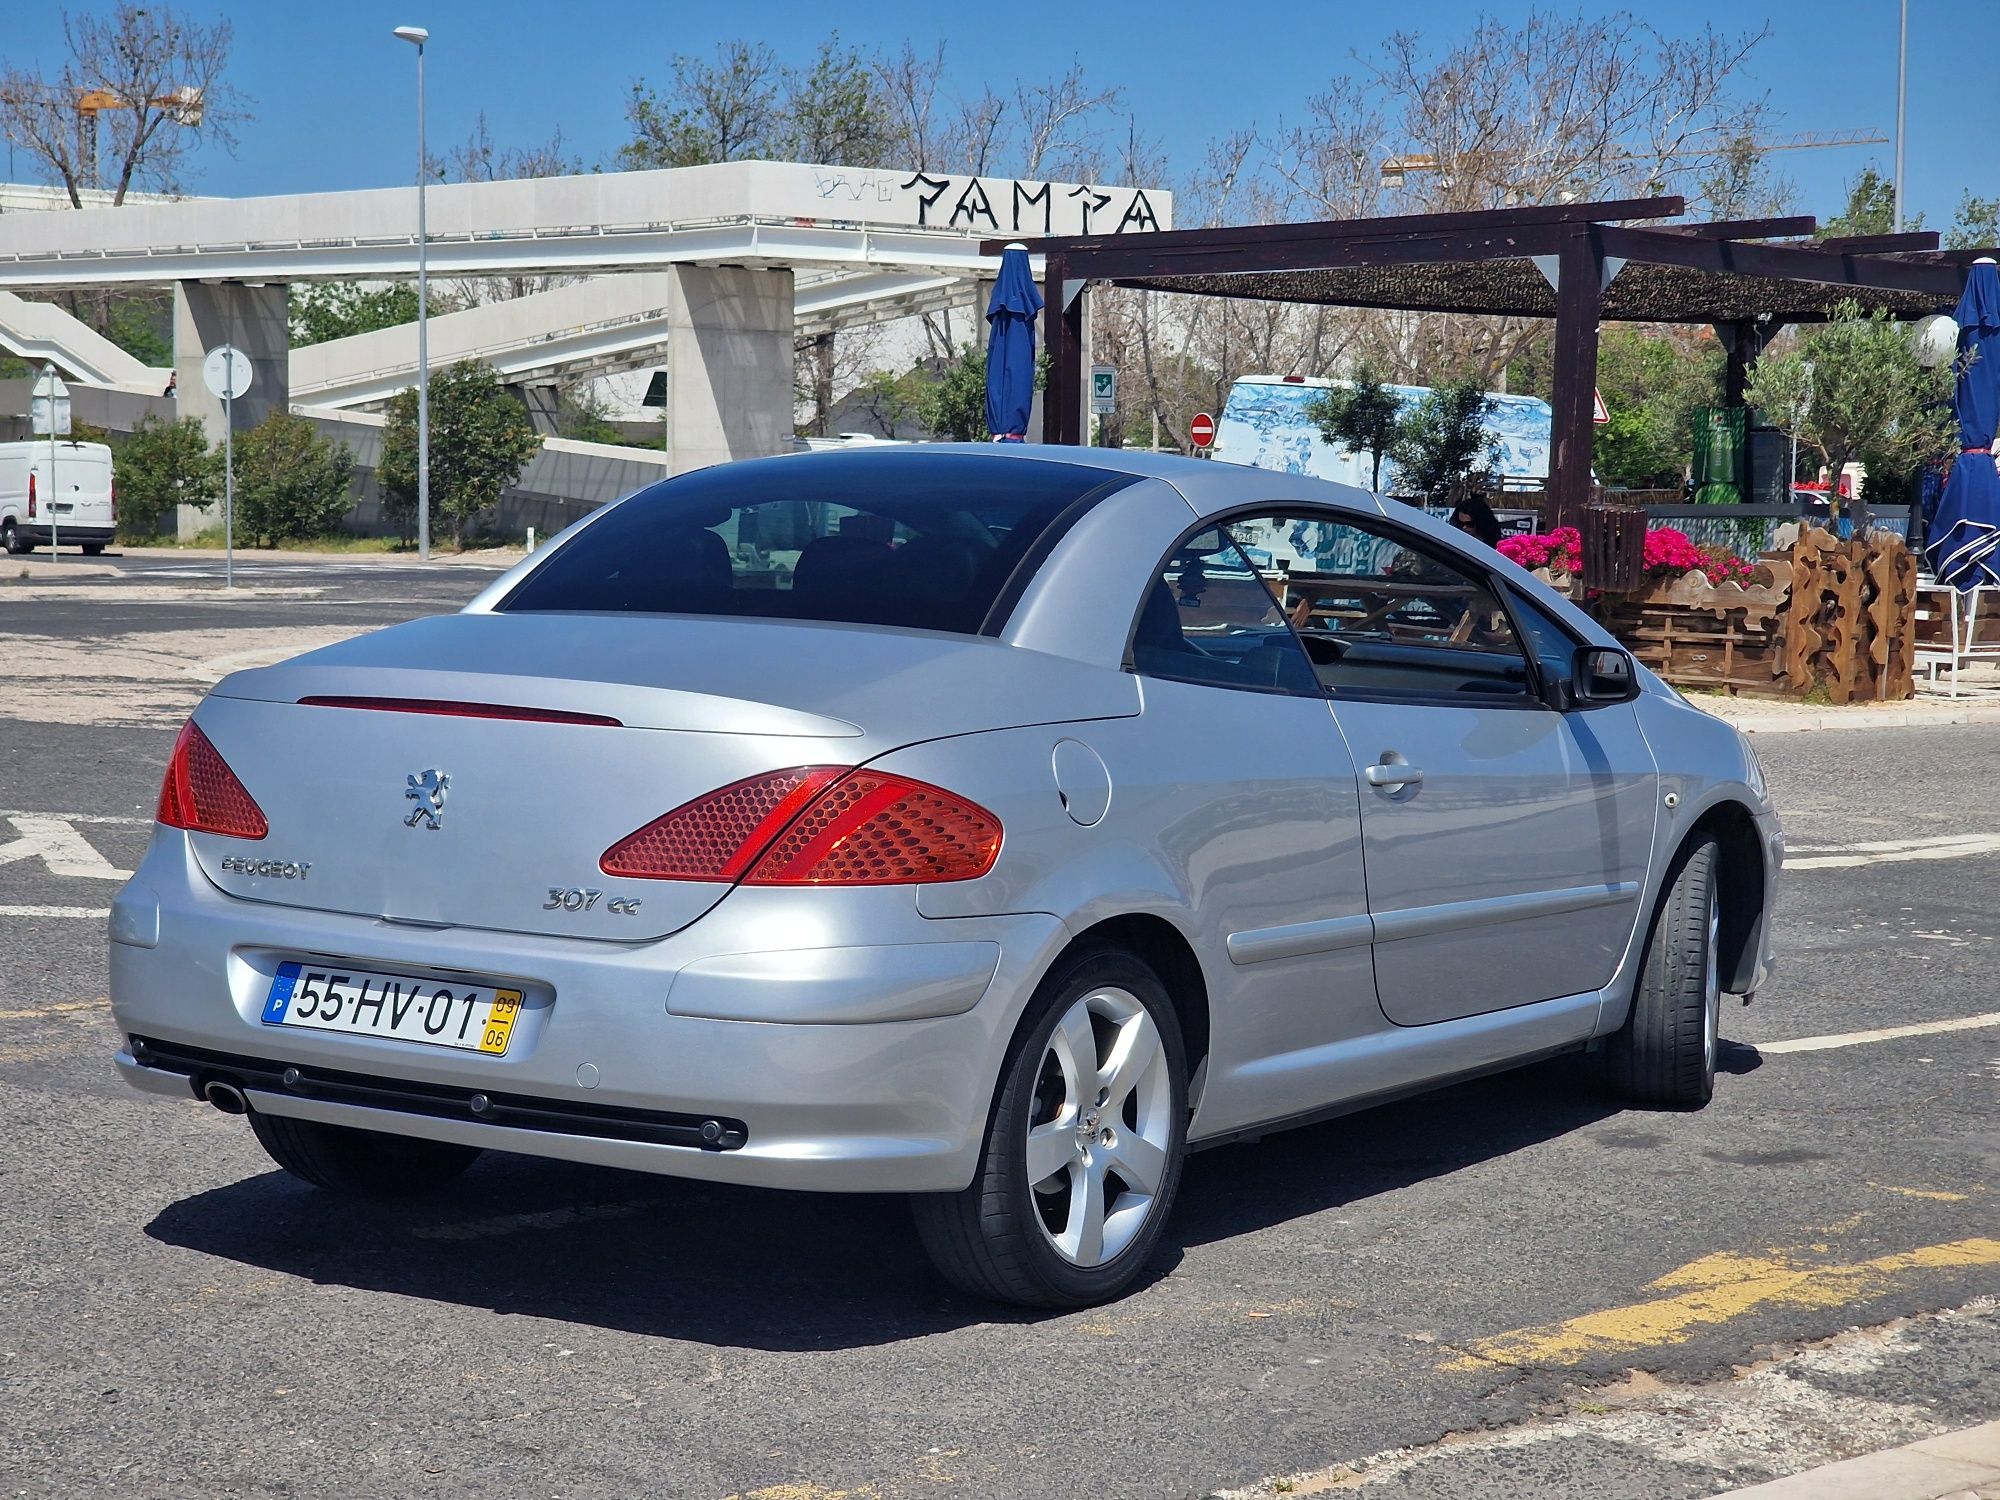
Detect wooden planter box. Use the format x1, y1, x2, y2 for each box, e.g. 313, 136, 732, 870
1597, 570, 1791, 696
1578, 530, 1918, 701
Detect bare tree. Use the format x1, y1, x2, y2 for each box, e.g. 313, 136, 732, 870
430, 114, 585, 306
0, 3, 246, 206
1253, 13, 1776, 386
875, 40, 949, 170
1014, 61, 1121, 180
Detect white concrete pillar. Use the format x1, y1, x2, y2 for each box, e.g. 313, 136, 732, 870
664, 265, 793, 475
173, 281, 290, 441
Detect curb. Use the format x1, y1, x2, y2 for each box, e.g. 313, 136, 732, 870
1724, 704, 2000, 734
1713, 1418, 2000, 1498
114, 547, 522, 567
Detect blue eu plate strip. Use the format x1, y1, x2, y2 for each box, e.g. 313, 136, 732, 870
261, 961, 302, 1025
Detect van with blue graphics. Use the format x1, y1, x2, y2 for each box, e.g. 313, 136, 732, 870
1212, 374, 1553, 496
0, 440, 116, 554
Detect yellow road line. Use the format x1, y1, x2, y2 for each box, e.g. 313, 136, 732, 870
1870, 1182, 1973, 1203
1441, 1237, 2000, 1372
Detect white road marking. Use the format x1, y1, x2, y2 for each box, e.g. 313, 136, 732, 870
1222, 1308, 1991, 1498
1785, 833, 2000, 869
0, 816, 132, 880
1760, 1012, 2000, 1054
0, 809, 149, 827
0, 904, 109, 919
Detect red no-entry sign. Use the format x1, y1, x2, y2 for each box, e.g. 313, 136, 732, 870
1189, 412, 1216, 449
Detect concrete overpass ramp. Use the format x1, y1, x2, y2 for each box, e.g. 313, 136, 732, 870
0, 290, 169, 393
290, 267, 976, 411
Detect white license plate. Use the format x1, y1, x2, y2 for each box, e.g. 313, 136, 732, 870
260, 960, 523, 1055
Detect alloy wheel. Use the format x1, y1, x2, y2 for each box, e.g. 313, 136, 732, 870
1024, 986, 1175, 1267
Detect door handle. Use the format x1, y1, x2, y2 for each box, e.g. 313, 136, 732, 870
1364, 761, 1424, 789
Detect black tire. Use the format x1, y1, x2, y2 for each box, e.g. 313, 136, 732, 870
249, 1112, 482, 1197
914, 945, 1188, 1308
3, 521, 28, 555
1606, 837, 1722, 1108
82, 542, 106, 555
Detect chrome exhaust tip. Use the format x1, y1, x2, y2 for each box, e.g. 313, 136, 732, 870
200, 1078, 250, 1115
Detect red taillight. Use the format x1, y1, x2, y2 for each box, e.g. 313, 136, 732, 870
108, 481, 115, 525
26, 472, 35, 518
298, 695, 622, 727
601, 767, 1001, 886
156, 721, 268, 840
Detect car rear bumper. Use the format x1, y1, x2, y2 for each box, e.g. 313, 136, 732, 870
109, 830, 1068, 1192
16, 522, 114, 545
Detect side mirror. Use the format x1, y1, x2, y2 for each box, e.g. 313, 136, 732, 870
1569, 645, 1639, 707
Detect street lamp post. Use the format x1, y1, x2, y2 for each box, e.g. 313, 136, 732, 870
394, 23, 431, 563
1893, 0, 1908, 233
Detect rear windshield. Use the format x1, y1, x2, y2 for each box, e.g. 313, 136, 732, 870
500, 451, 1130, 635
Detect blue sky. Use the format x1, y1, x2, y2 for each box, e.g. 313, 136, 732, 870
4, 1, 1993, 231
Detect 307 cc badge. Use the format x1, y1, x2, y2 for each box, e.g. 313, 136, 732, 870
545, 887, 642, 916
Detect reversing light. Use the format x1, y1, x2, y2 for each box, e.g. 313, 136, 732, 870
156, 721, 269, 840
601, 768, 1001, 885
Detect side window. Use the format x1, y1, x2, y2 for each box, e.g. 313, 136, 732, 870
1129, 524, 1319, 695
1236, 511, 1537, 703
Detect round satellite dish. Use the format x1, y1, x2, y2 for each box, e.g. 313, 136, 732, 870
1913, 314, 1959, 369
202, 344, 254, 400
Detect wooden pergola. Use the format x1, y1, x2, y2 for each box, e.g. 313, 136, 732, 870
990, 196, 1991, 527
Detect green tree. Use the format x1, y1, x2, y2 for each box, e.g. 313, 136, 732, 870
1592, 326, 1725, 486
380, 360, 543, 548
1745, 299, 1956, 528
231, 412, 355, 546
620, 41, 781, 168
106, 294, 172, 366
774, 35, 888, 164
1302, 368, 1404, 491
851, 367, 926, 436
1388, 379, 1498, 499
915, 346, 988, 442
113, 413, 221, 538
1817, 167, 1916, 239
1947, 191, 2000, 251
290, 282, 421, 347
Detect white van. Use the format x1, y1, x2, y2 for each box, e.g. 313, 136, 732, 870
0, 440, 116, 554
1213, 374, 1554, 494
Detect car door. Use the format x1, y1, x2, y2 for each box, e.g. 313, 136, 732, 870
1235, 508, 1656, 1026
1119, 521, 1383, 1131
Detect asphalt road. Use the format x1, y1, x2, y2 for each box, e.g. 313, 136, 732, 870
1, 566, 1995, 1499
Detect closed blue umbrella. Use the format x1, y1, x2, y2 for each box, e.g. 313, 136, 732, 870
985, 243, 1044, 442
1926, 258, 2000, 589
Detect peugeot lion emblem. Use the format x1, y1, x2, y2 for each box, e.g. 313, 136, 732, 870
404, 769, 449, 830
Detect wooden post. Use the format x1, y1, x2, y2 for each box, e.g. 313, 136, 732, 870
1546, 224, 1604, 532
1041, 255, 1087, 445
1718, 319, 1757, 409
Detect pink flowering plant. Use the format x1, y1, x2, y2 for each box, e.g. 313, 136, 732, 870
1497, 525, 1582, 574
1641, 527, 1759, 584
1498, 525, 1758, 585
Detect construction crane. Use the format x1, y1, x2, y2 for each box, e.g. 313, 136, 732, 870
1379, 128, 1890, 192
72, 85, 205, 186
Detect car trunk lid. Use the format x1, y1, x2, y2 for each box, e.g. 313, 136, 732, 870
189, 612, 1136, 941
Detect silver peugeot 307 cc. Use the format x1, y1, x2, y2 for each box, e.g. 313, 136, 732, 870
110, 446, 1781, 1307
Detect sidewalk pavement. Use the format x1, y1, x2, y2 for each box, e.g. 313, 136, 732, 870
1716, 1419, 2000, 1499
1693, 694, 2000, 735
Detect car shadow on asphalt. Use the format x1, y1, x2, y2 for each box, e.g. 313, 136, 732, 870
143, 1052, 1747, 1350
